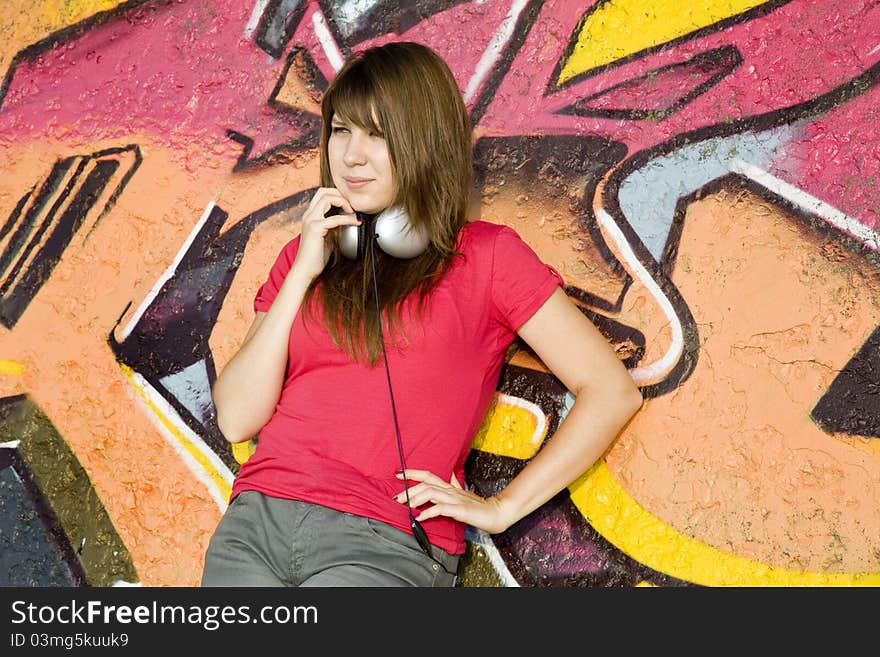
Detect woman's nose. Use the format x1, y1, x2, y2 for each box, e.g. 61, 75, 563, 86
343, 133, 367, 166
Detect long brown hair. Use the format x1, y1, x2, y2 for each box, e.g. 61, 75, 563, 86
304, 41, 472, 365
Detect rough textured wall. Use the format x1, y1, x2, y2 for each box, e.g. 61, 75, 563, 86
0, 0, 877, 587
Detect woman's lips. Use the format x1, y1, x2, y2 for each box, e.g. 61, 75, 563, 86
344, 177, 372, 189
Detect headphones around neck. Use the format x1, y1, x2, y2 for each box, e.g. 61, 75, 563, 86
338, 206, 430, 260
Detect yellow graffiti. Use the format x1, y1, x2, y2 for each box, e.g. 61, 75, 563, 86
36, 0, 124, 26
231, 440, 255, 465
1, 1, 125, 79
558, 0, 769, 84
481, 399, 880, 586
570, 464, 880, 586
119, 363, 232, 503
471, 393, 547, 458
0, 359, 24, 375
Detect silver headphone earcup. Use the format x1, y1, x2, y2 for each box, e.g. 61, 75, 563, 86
374, 207, 430, 259
338, 223, 361, 260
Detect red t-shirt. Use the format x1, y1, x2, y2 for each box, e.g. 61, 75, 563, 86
231, 220, 564, 554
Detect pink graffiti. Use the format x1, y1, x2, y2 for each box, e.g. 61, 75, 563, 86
474, 0, 880, 232
0, 0, 522, 167
0, 0, 316, 166
1, 0, 878, 230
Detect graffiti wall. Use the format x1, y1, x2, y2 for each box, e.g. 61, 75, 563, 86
0, 0, 877, 587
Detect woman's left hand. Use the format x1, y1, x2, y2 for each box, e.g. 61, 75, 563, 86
394, 470, 513, 535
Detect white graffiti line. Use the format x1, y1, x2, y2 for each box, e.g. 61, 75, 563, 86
244, 0, 272, 39
0, 440, 21, 449
730, 159, 880, 252
118, 201, 217, 342
464, 526, 520, 587
312, 8, 344, 71
496, 392, 547, 445
464, 0, 529, 105
124, 367, 233, 511
596, 208, 684, 385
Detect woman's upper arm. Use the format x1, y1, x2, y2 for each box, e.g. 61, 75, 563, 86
515, 288, 637, 397
241, 311, 267, 346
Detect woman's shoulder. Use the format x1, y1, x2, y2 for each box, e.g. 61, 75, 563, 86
457, 219, 516, 249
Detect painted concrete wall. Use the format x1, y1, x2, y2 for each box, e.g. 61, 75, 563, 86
0, 0, 877, 587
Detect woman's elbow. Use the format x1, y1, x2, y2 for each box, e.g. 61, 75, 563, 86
612, 373, 644, 422
215, 411, 256, 444
599, 375, 643, 421
213, 397, 266, 444
624, 383, 644, 417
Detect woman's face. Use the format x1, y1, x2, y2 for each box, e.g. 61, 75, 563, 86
327, 113, 396, 215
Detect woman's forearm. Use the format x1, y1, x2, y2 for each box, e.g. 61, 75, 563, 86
212, 269, 313, 443
492, 382, 643, 530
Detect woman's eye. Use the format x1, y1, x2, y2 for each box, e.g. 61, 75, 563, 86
331, 126, 349, 134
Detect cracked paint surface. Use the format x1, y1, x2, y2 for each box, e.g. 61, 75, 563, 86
0, 0, 877, 587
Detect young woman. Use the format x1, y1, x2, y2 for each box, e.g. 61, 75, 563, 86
201, 41, 643, 587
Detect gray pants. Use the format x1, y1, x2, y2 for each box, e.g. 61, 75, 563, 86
201, 491, 460, 587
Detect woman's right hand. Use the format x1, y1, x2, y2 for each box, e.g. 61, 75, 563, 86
292, 187, 360, 281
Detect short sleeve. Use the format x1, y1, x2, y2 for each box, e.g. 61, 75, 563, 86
491, 225, 565, 332
253, 236, 301, 313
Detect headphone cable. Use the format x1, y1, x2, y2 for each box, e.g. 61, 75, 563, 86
368, 233, 458, 581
